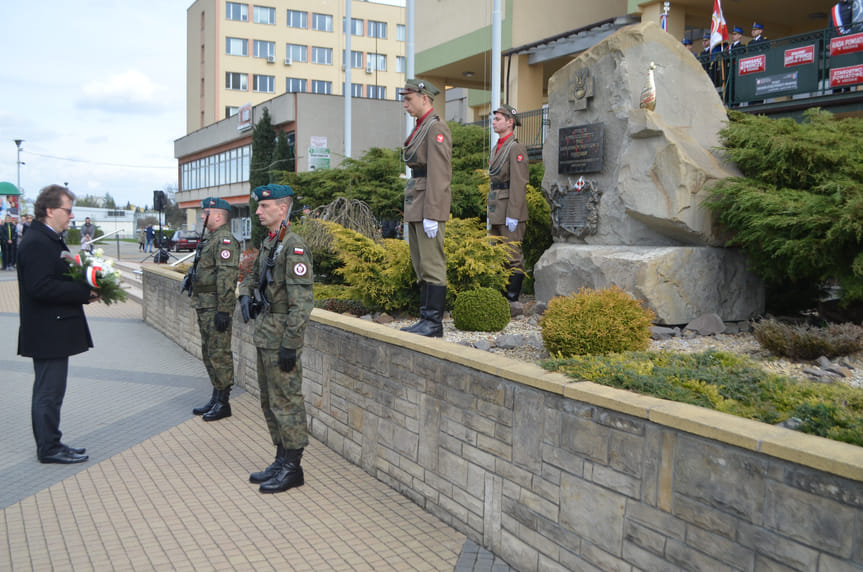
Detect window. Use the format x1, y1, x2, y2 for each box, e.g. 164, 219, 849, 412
253, 74, 275, 92
345, 83, 362, 97
367, 85, 386, 100
312, 80, 332, 94
286, 77, 306, 92
225, 72, 248, 90
312, 13, 332, 32
226, 106, 239, 118
397, 24, 405, 42
253, 40, 275, 59
368, 20, 386, 39
342, 50, 363, 68
367, 53, 386, 72
180, 145, 251, 191
226, 2, 248, 21
253, 6, 275, 24
285, 44, 307, 63
226, 37, 248, 56
286, 9, 307, 29
343, 17, 363, 36
396, 56, 406, 74
312, 46, 332, 65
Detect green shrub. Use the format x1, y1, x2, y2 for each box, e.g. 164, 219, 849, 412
541, 350, 863, 446
752, 318, 863, 360
540, 286, 655, 356
452, 288, 511, 332
317, 298, 370, 316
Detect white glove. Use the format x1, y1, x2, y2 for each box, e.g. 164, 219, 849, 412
423, 218, 438, 239
505, 217, 518, 233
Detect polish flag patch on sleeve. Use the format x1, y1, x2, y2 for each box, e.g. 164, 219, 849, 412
222, 239, 232, 244
293, 247, 305, 255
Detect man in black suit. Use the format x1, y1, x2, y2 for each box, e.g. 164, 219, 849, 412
17, 184, 99, 464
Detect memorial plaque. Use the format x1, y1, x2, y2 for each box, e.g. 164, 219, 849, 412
559, 123, 604, 174
559, 192, 590, 232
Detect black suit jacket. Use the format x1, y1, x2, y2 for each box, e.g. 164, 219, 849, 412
17, 221, 93, 359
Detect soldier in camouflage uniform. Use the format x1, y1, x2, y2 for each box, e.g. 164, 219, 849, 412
238, 184, 314, 494
187, 197, 239, 421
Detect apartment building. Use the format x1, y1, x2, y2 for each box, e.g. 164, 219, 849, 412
187, 0, 407, 132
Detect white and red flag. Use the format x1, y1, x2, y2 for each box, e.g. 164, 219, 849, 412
710, 0, 728, 49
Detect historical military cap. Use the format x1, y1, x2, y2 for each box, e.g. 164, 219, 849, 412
492, 103, 521, 126
732, 26, 744, 34
702, 33, 711, 40
252, 184, 294, 201
398, 78, 441, 99
682, 38, 693, 46
201, 197, 231, 211
752, 22, 763, 30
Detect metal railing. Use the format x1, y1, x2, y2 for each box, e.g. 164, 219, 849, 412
464, 106, 549, 161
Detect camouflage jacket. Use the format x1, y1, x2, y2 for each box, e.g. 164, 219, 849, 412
192, 223, 239, 313
239, 229, 314, 350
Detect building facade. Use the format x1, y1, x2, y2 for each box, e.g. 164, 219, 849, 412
187, 0, 406, 132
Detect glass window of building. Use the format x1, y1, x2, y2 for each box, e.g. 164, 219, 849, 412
286, 9, 307, 29
368, 20, 386, 39
367, 85, 386, 100
226, 106, 239, 118
342, 50, 363, 68
286, 78, 306, 92
286, 44, 307, 63
396, 56, 406, 73
368, 53, 386, 72
343, 17, 363, 36
226, 37, 248, 56
397, 24, 405, 42
253, 6, 275, 24
226, 2, 248, 21
253, 40, 275, 59
253, 74, 275, 93
312, 46, 332, 65
226, 72, 248, 91
312, 13, 332, 32
312, 80, 332, 95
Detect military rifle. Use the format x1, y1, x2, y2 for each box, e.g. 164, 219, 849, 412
251, 200, 293, 316
180, 212, 209, 296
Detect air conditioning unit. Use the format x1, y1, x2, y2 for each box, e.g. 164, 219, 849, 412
266, 55, 276, 63
366, 64, 373, 74
284, 56, 293, 65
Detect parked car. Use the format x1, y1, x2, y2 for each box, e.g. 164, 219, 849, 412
171, 230, 200, 252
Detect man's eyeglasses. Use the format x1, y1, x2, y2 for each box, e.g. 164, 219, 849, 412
54, 207, 73, 215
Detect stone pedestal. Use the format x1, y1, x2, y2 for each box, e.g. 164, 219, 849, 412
534, 244, 764, 325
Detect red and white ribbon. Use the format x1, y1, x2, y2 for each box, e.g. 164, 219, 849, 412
86, 265, 101, 288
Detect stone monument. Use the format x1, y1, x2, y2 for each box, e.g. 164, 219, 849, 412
534, 21, 764, 325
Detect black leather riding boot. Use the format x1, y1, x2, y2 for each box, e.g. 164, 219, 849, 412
249, 444, 285, 484
192, 388, 217, 415
411, 284, 445, 338
401, 283, 428, 332
203, 387, 232, 421
505, 273, 524, 302
259, 448, 305, 493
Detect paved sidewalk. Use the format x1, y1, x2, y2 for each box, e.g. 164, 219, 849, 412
0, 272, 514, 571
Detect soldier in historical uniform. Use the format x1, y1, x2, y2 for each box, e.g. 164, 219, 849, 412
186, 197, 239, 421
238, 184, 314, 494
399, 78, 452, 338
488, 104, 529, 302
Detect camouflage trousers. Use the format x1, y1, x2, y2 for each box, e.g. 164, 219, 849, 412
256, 347, 309, 450
196, 308, 234, 391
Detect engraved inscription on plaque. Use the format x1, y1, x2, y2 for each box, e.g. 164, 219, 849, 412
547, 179, 603, 240
559, 192, 590, 231
559, 123, 604, 175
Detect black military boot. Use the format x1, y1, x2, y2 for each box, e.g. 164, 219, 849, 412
192, 388, 217, 415
202, 387, 232, 421
401, 283, 427, 333
411, 284, 445, 338
505, 273, 524, 302
249, 445, 285, 484
259, 448, 304, 493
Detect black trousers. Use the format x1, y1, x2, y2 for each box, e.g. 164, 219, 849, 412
0, 240, 14, 268
32, 357, 69, 459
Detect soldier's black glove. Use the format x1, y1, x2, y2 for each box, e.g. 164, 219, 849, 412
214, 311, 230, 332
278, 347, 297, 372
239, 295, 254, 323
180, 274, 193, 296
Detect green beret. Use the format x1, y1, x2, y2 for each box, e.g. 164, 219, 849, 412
201, 196, 232, 211
252, 184, 294, 201
399, 78, 441, 99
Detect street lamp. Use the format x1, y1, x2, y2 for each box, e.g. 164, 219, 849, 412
14, 139, 24, 193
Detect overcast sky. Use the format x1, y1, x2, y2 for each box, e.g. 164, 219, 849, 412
0, 1, 192, 210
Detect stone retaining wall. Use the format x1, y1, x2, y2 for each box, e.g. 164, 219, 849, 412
144, 266, 863, 572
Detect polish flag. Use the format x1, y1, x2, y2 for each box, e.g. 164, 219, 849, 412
710, 0, 728, 50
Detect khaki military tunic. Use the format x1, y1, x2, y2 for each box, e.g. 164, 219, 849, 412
488, 135, 529, 272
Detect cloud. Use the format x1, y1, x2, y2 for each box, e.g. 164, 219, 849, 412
77, 70, 173, 114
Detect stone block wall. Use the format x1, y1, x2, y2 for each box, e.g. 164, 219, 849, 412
144, 267, 863, 571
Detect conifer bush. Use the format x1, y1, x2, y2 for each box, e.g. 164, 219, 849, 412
752, 318, 863, 360
452, 288, 511, 332
540, 286, 655, 356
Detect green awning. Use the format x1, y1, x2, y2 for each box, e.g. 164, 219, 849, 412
0, 182, 21, 195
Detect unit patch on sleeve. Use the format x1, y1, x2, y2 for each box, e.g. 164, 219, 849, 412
222, 238, 232, 244
436, 133, 445, 143
516, 154, 524, 162
220, 249, 232, 259
293, 247, 305, 255
293, 262, 308, 277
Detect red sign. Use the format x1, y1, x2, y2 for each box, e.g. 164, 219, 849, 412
830, 64, 863, 87
739, 55, 766, 75
784, 45, 814, 67
830, 32, 863, 56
